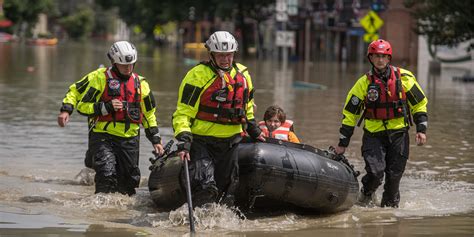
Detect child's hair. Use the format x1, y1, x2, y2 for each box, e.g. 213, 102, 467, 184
263, 105, 286, 123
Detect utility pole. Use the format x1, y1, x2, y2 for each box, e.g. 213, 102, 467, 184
304, 0, 312, 63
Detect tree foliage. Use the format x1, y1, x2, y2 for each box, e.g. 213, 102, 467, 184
95, 0, 274, 38
405, 0, 473, 50
3, 0, 54, 35
58, 6, 94, 39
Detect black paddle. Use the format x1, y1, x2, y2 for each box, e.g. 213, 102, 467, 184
183, 158, 195, 233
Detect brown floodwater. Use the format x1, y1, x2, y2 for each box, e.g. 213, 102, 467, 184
0, 41, 472, 236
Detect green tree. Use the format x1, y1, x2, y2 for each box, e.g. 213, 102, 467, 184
95, 0, 216, 39
58, 6, 94, 39
96, 0, 275, 54
3, 0, 53, 37
405, 0, 473, 50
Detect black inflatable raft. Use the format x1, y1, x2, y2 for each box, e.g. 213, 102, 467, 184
148, 139, 359, 213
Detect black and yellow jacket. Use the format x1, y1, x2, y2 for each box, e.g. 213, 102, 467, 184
76, 67, 161, 143
60, 74, 91, 114
172, 62, 260, 140
338, 67, 428, 147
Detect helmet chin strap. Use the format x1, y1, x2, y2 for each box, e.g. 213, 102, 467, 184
112, 63, 135, 80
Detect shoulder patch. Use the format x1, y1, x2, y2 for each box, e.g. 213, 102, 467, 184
345, 94, 363, 115
181, 84, 202, 107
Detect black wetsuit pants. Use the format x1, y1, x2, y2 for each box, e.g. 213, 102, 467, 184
89, 132, 141, 196
182, 135, 240, 207
360, 129, 409, 207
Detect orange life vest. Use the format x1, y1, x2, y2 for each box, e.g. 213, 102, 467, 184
364, 66, 407, 120
258, 120, 294, 141
195, 64, 250, 124
98, 67, 142, 124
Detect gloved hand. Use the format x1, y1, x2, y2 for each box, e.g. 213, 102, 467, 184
177, 142, 191, 161
246, 119, 264, 140
177, 141, 192, 152
176, 132, 192, 161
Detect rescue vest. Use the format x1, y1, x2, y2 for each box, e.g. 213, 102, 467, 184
98, 68, 142, 124
195, 64, 250, 124
258, 120, 294, 141
364, 66, 407, 120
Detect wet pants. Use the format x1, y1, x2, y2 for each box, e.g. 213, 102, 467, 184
84, 119, 94, 168
84, 134, 93, 168
89, 132, 141, 195
360, 129, 409, 207
182, 135, 240, 207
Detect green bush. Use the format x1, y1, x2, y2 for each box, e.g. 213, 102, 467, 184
59, 6, 94, 39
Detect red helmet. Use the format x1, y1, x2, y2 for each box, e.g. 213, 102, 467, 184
367, 39, 392, 57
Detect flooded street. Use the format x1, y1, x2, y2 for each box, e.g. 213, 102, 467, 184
0, 41, 473, 236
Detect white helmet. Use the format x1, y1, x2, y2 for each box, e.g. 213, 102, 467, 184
107, 41, 137, 65
205, 31, 238, 53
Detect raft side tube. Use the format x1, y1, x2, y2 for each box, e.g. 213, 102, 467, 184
148, 140, 359, 213
148, 153, 185, 210
236, 142, 359, 213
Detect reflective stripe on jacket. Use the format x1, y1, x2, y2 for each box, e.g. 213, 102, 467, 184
61, 73, 92, 111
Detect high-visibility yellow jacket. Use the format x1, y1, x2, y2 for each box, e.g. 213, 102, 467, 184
60, 74, 91, 114
77, 67, 160, 141
338, 67, 428, 147
173, 62, 256, 139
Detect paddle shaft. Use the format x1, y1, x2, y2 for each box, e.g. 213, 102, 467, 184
183, 159, 195, 233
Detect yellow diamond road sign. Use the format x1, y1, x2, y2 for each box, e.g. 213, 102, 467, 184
360, 10, 384, 33
363, 33, 379, 43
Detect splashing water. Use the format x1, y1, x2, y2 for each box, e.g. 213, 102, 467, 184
73, 168, 95, 186
159, 203, 246, 230
63, 193, 136, 211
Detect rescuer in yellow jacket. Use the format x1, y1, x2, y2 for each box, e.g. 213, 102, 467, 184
334, 39, 428, 208
76, 41, 164, 195
58, 65, 105, 168
173, 31, 265, 207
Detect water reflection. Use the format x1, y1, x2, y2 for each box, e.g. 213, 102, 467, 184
273, 67, 295, 117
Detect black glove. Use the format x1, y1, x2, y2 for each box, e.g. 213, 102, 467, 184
176, 131, 193, 152
338, 124, 354, 147
245, 119, 262, 139
145, 127, 162, 144
413, 112, 428, 134
177, 141, 192, 152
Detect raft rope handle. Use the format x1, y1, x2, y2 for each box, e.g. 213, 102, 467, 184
148, 140, 175, 170
328, 146, 360, 177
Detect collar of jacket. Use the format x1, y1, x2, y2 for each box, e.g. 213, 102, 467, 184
372, 65, 391, 82
112, 65, 133, 81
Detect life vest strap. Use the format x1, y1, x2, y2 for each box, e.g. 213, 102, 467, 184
198, 105, 245, 119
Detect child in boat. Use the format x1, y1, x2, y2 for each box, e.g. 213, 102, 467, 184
259, 105, 300, 143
